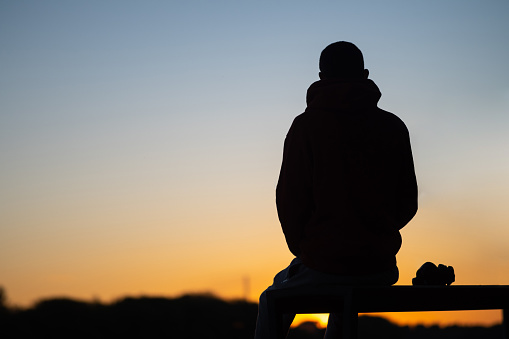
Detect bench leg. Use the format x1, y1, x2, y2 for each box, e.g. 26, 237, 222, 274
503, 309, 509, 339
341, 310, 358, 339
341, 293, 358, 339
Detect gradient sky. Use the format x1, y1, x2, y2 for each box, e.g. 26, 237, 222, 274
1, 0, 509, 327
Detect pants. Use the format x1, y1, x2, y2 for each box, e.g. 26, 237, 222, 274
254, 257, 399, 339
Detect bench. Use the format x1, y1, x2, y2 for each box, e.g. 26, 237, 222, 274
266, 285, 509, 339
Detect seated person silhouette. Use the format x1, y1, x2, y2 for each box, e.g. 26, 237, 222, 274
254, 41, 418, 339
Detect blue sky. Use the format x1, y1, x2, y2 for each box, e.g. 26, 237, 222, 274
1, 0, 509, 325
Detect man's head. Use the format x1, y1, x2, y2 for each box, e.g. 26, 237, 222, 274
319, 41, 369, 80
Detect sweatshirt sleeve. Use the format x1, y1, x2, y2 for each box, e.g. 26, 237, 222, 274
276, 116, 314, 257
394, 127, 418, 229
366, 122, 418, 232
349, 116, 418, 235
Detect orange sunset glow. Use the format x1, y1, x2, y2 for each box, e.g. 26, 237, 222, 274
1, 0, 509, 330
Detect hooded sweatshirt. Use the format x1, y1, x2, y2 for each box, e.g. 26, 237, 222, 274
276, 78, 418, 275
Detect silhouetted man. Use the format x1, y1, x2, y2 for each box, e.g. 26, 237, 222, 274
255, 41, 418, 339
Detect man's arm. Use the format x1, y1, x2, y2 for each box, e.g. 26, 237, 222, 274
370, 125, 418, 232
276, 116, 313, 257
394, 128, 418, 229
352, 119, 418, 234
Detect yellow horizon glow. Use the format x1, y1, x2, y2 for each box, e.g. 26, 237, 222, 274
292, 310, 502, 329
3, 202, 509, 329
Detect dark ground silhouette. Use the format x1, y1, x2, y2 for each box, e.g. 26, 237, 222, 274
0, 287, 503, 338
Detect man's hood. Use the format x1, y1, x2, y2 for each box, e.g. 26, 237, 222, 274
305, 78, 382, 111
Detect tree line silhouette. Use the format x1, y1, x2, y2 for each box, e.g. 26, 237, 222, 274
0, 287, 504, 338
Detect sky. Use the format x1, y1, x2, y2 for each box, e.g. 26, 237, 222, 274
1, 0, 509, 328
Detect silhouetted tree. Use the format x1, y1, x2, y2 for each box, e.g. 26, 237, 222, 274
0, 287, 5, 307
0, 289, 503, 339
287, 321, 325, 339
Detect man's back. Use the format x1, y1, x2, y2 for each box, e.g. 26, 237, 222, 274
276, 78, 418, 275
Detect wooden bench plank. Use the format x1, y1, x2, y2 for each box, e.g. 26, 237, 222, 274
267, 285, 509, 339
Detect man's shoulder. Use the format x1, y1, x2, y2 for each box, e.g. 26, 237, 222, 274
292, 111, 312, 122
288, 107, 410, 137
374, 108, 409, 132
288, 111, 312, 130
293, 107, 406, 125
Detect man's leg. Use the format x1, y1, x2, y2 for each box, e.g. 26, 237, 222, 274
324, 312, 343, 339
254, 259, 302, 339
256, 260, 399, 339
254, 286, 296, 339
323, 266, 399, 339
